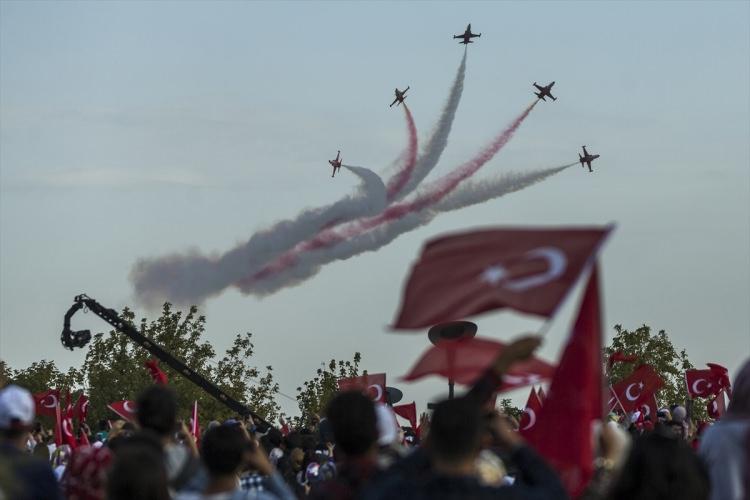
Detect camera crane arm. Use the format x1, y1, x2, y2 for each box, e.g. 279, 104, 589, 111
61, 294, 271, 429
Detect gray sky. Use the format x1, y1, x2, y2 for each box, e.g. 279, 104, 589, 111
1, 1, 748, 416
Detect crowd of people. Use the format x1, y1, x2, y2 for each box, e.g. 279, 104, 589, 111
1, 338, 748, 500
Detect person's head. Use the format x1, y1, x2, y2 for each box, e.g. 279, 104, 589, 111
428, 396, 482, 466
33, 442, 50, 461
608, 431, 709, 500
326, 391, 378, 458
200, 424, 250, 477
290, 447, 305, 471
107, 432, 169, 500
136, 386, 177, 438
0, 385, 35, 447
728, 358, 750, 418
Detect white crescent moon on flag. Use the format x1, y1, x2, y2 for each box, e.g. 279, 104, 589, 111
62, 419, 73, 437
504, 247, 568, 292
521, 408, 536, 430
625, 383, 641, 401
81, 400, 90, 413
368, 384, 383, 402
692, 378, 707, 395
42, 395, 58, 408
640, 404, 651, 417
123, 401, 136, 413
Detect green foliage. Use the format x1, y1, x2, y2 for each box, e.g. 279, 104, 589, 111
83, 303, 280, 424
498, 398, 522, 420
8, 360, 82, 397
294, 353, 362, 428
605, 324, 704, 420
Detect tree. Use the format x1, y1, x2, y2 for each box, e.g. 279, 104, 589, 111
294, 353, 362, 428
82, 303, 280, 425
605, 324, 705, 420
498, 398, 523, 421
9, 360, 82, 396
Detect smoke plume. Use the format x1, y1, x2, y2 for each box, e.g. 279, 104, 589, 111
130, 165, 386, 307
240, 164, 571, 296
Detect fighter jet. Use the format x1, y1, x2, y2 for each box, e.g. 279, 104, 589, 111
454, 24, 481, 44
579, 145, 600, 172
389, 87, 409, 108
329, 150, 342, 178
533, 81, 557, 101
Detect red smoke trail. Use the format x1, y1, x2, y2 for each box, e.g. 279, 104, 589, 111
384, 104, 419, 201
244, 100, 538, 284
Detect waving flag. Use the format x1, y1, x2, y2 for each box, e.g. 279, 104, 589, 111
526, 266, 604, 497
686, 364, 731, 398
393, 402, 417, 431
393, 226, 612, 329
607, 351, 638, 369
108, 400, 137, 422
33, 389, 60, 417
144, 359, 169, 385
338, 373, 387, 403
519, 387, 543, 437
611, 365, 664, 413
400, 336, 555, 390
707, 390, 727, 419
72, 394, 89, 422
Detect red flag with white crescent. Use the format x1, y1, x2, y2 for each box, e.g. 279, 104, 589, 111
338, 373, 387, 403
525, 266, 604, 497
638, 394, 659, 424
72, 394, 89, 422
685, 365, 731, 399
33, 389, 60, 417
393, 227, 612, 329
107, 400, 137, 422
707, 390, 727, 419
61, 395, 78, 450
519, 387, 543, 437
611, 365, 665, 413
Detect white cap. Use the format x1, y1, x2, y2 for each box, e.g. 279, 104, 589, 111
0, 385, 35, 429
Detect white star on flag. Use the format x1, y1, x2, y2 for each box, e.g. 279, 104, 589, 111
481, 265, 506, 285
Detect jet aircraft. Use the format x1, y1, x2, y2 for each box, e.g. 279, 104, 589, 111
454, 24, 481, 44
329, 150, 342, 177
533, 81, 557, 101
389, 87, 409, 108
579, 145, 600, 172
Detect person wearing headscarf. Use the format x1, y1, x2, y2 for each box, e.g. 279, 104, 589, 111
699, 358, 750, 500
61, 445, 113, 500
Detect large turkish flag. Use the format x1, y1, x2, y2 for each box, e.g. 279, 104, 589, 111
393, 226, 612, 329
525, 266, 604, 497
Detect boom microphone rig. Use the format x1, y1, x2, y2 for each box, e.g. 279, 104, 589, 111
61, 294, 271, 429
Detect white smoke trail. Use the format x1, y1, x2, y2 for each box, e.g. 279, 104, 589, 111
130, 165, 386, 308
241, 164, 572, 296
391, 48, 468, 201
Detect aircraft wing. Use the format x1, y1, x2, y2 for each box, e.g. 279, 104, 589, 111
390, 97, 398, 107
533, 83, 543, 91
